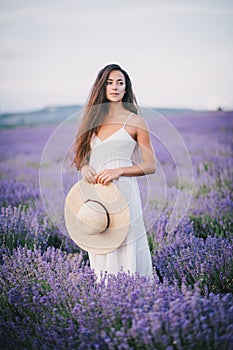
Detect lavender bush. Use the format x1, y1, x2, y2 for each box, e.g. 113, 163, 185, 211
153, 234, 233, 295
0, 178, 40, 207
0, 109, 232, 349
0, 246, 232, 349
0, 205, 80, 255
189, 189, 233, 239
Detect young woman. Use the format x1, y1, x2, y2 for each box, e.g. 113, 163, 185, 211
73, 63, 156, 278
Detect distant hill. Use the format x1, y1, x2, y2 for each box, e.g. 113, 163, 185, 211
0, 105, 201, 129
0, 105, 83, 128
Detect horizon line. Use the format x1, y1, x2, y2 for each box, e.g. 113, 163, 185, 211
0, 103, 231, 115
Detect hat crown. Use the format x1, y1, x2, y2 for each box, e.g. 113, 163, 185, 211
76, 200, 109, 235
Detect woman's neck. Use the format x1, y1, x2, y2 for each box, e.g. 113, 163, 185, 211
107, 102, 125, 118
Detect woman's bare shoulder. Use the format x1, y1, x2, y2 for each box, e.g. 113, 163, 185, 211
129, 113, 148, 130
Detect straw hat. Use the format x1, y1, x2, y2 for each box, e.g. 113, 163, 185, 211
64, 179, 130, 254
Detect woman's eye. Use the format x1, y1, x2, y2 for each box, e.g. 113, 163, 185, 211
106, 81, 124, 85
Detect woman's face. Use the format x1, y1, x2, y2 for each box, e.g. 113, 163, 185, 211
105, 70, 126, 102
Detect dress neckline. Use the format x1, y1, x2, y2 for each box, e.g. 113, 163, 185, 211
95, 112, 135, 143
95, 127, 136, 143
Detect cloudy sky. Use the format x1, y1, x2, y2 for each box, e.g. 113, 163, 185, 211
0, 0, 233, 112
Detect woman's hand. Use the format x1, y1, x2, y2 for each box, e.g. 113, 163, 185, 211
80, 164, 96, 184
95, 168, 123, 185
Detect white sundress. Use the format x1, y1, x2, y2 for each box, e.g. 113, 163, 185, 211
88, 113, 153, 279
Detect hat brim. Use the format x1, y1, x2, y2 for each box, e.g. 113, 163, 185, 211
64, 179, 130, 254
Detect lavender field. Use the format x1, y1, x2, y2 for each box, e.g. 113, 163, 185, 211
0, 108, 233, 349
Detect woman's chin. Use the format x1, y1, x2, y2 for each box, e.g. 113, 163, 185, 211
107, 98, 123, 103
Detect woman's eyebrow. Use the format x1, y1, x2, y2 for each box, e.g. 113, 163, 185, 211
107, 78, 124, 81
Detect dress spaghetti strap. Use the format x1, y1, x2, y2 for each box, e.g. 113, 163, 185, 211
123, 113, 134, 129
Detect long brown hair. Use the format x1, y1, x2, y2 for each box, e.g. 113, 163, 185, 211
73, 63, 139, 170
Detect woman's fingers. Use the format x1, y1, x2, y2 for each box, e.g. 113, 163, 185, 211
94, 168, 121, 185
90, 169, 96, 177
81, 165, 97, 184
95, 171, 111, 184
86, 171, 97, 183
85, 174, 95, 184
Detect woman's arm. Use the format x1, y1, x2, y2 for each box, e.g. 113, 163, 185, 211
95, 116, 156, 185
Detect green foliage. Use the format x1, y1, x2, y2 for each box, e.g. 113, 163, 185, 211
190, 214, 233, 240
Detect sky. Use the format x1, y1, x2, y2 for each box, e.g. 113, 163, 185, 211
0, 0, 233, 112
